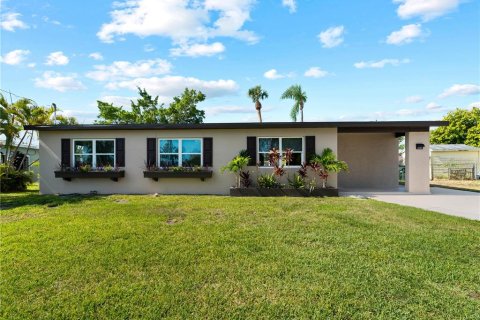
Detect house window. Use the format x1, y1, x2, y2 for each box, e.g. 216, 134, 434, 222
159, 139, 202, 167
73, 139, 115, 167
258, 137, 303, 166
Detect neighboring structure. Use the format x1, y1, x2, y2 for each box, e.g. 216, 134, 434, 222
0, 139, 40, 180
26, 121, 446, 195
430, 144, 480, 180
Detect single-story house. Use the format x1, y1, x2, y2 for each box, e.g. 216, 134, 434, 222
430, 144, 480, 180
0, 139, 39, 169
25, 121, 447, 195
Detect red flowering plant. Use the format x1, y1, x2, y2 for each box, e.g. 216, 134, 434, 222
268, 148, 280, 166
297, 162, 308, 179
283, 148, 293, 166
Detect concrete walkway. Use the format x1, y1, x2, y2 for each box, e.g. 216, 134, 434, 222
342, 187, 480, 220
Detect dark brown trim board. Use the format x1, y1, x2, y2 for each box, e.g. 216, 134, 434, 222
25, 121, 448, 132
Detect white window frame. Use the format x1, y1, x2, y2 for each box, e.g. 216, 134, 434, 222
257, 137, 304, 167
72, 139, 116, 168
158, 138, 203, 167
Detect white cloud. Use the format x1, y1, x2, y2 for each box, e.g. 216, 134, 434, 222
426, 102, 442, 110
97, 0, 258, 45
60, 110, 98, 124
86, 59, 172, 81
318, 26, 345, 48
34, 71, 86, 92
170, 42, 225, 57
282, 0, 297, 13
0, 12, 28, 31
354, 58, 410, 69
204, 105, 253, 116
89, 52, 104, 61
304, 67, 329, 78
340, 103, 451, 120
386, 24, 424, 45
45, 51, 69, 66
405, 95, 423, 103
105, 75, 239, 98
0, 49, 30, 65
439, 84, 480, 98
42, 16, 61, 26
264, 69, 288, 79
394, 0, 461, 21
27, 62, 36, 68
99, 95, 136, 106
469, 102, 480, 109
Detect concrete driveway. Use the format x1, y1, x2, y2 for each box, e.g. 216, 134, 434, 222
343, 187, 480, 220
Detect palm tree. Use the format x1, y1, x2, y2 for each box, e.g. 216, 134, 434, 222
311, 148, 348, 188
0, 94, 77, 170
248, 85, 268, 123
281, 85, 307, 122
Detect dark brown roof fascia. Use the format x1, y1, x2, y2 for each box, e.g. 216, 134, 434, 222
24, 121, 448, 131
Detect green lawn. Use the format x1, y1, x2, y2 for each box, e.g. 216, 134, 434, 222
1, 186, 479, 319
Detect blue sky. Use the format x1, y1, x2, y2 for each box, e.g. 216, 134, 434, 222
1, 0, 479, 123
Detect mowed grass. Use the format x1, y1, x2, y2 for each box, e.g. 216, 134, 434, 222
431, 179, 480, 192
1, 187, 479, 319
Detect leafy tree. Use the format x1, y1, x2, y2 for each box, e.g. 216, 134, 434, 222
281, 84, 307, 122
247, 85, 268, 123
96, 87, 165, 124
56, 114, 78, 125
95, 87, 206, 124
163, 88, 206, 124
430, 107, 480, 145
465, 124, 480, 147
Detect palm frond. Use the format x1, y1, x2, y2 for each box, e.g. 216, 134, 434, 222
290, 102, 300, 121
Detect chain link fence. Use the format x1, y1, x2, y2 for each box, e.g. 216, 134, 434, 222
431, 159, 476, 180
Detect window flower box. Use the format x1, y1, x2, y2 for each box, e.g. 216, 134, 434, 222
143, 169, 213, 181
54, 170, 125, 182
229, 187, 338, 197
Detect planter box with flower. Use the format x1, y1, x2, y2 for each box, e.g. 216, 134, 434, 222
55, 164, 125, 182
143, 165, 213, 181
223, 148, 346, 197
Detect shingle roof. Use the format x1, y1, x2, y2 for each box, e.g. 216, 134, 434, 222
430, 144, 480, 152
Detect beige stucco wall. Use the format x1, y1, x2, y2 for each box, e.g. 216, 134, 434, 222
337, 133, 399, 189
39, 128, 338, 195
405, 132, 430, 193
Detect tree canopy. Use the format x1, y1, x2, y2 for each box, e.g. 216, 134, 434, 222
430, 107, 480, 147
281, 85, 307, 122
248, 85, 268, 123
95, 87, 205, 124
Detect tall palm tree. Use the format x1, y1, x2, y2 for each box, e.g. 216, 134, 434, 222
248, 85, 268, 123
281, 85, 307, 122
0, 94, 77, 170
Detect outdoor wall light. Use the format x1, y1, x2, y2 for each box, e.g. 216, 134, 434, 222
416, 143, 425, 150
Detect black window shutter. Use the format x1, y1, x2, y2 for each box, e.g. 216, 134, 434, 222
146, 138, 157, 167
203, 137, 213, 167
61, 139, 71, 168
115, 138, 125, 167
305, 136, 316, 162
246, 136, 257, 166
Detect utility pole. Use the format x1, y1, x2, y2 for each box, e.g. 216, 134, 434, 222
52, 103, 57, 124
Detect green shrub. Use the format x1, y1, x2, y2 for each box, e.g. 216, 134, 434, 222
0, 164, 33, 192
257, 173, 281, 189
288, 174, 306, 189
